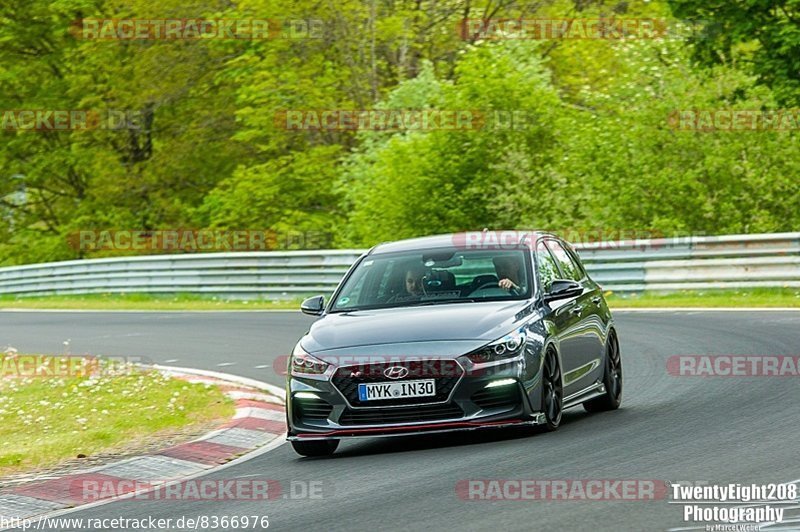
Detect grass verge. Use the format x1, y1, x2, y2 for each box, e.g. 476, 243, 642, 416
1, 289, 799, 310
0, 293, 303, 311
606, 288, 800, 308
0, 354, 235, 474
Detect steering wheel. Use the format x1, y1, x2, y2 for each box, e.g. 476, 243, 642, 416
470, 281, 519, 296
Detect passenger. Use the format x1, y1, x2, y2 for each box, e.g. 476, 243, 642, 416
404, 265, 427, 296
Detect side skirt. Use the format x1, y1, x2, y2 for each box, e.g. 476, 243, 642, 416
563, 381, 606, 410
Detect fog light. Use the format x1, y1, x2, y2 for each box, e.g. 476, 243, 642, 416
485, 378, 517, 388
294, 392, 321, 399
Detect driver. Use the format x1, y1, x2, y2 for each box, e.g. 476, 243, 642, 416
493, 255, 524, 293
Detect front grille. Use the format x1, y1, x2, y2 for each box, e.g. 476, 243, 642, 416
332, 360, 463, 407
294, 397, 333, 422
471, 385, 521, 410
339, 402, 464, 426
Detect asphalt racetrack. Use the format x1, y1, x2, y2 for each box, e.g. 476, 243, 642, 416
1, 310, 798, 531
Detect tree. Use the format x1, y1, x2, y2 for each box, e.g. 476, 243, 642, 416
669, 0, 800, 105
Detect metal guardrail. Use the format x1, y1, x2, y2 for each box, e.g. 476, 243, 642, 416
0, 233, 798, 298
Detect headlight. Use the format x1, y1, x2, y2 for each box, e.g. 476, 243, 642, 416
290, 344, 331, 378
465, 331, 526, 364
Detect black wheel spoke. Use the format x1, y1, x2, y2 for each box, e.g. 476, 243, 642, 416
543, 350, 562, 426
584, 331, 622, 414
608, 334, 621, 399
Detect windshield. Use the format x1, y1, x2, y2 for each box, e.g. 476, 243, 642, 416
330, 248, 532, 312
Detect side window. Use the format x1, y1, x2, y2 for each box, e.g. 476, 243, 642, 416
338, 259, 384, 307
334, 266, 368, 308
535, 240, 559, 292
545, 240, 583, 282
564, 244, 588, 279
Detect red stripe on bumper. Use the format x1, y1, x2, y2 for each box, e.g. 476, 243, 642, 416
295, 418, 525, 438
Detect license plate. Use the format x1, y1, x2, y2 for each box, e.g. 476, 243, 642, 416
358, 379, 436, 401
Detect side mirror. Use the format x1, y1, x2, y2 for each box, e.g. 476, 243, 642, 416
300, 295, 325, 316
544, 279, 583, 302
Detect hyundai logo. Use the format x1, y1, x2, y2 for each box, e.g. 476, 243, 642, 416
383, 366, 409, 380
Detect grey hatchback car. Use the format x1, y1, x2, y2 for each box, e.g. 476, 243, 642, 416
286, 231, 622, 456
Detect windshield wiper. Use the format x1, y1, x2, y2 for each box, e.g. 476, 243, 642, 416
329, 306, 369, 313
329, 298, 478, 313
403, 298, 477, 306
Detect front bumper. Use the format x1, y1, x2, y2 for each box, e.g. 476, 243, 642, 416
286, 356, 544, 441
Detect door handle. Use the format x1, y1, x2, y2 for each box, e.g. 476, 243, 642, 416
591, 296, 602, 305
570, 306, 584, 315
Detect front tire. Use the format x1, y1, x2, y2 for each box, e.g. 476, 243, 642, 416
583, 330, 622, 413
291, 439, 339, 457
539, 347, 563, 432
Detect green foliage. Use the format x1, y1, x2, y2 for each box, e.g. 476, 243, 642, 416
1, 0, 799, 265
197, 145, 343, 235
669, 0, 800, 105
339, 33, 800, 246
337, 48, 564, 244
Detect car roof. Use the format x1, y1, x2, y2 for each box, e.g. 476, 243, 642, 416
369, 231, 558, 255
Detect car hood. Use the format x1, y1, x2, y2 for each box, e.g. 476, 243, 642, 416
302, 300, 538, 355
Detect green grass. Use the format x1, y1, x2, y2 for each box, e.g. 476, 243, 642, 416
606, 288, 800, 308
0, 293, 303, 311
0, 354, 235, 473
1, 289, 799, 311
